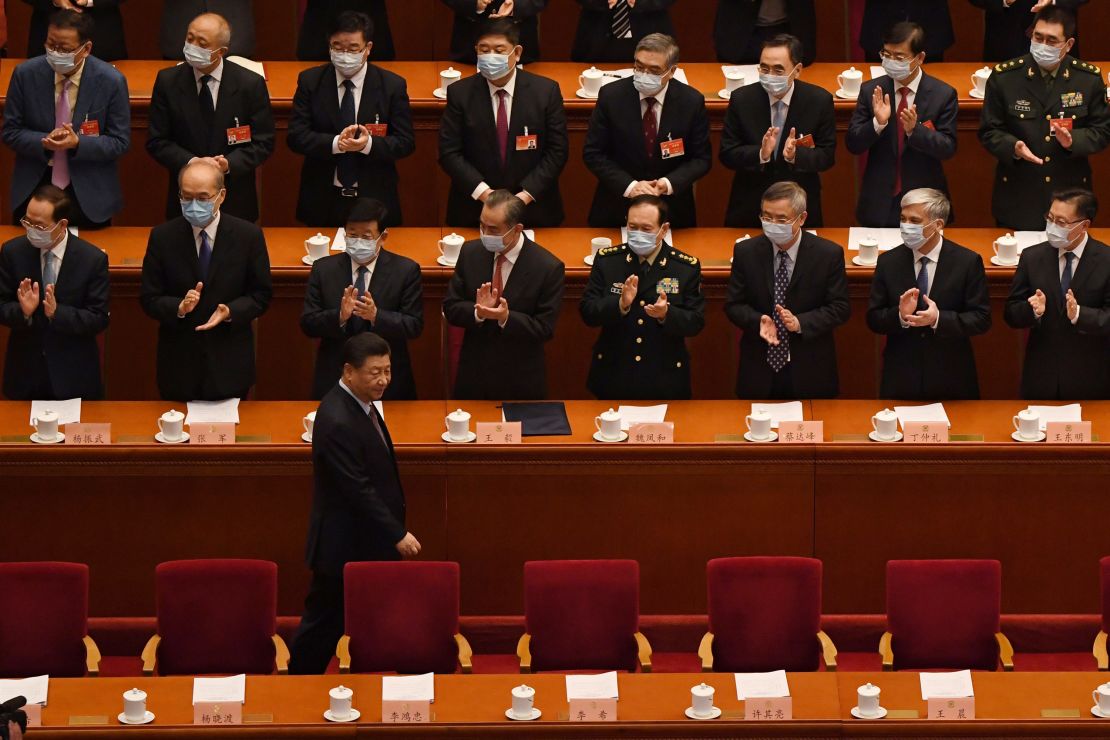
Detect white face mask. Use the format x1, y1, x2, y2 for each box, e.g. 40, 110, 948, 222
330, 49, 365, 77
26, 224, 59, 249
183, 41, 216, 69
1046, 219, 1083, 249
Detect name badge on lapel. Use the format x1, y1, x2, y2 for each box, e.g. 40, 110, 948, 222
794, 133, 815, 148
660, 135, 685, 159
657, 277, 679, 294
1051, 114, 1074, 131
921, 120, 935, 131
226, 117, 252, 145
365, 114, 388, 138
79, 115, 99, 137
516, 126, 538, 151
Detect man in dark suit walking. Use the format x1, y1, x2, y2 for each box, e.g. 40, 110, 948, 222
301, 198, 423, 400
0, 185, 109, 400
139, 160, 272, 401
288, 10, 414, 228
147, 12, 275, 222
867, 189, 991, 399
714, 0, 816, 66
442, 190, 564, 400
583, 33, 710, 229
160, 0, 255, 59
23, 0, 127, 61
970, 0, 1088, 62
299, 0, 395, 61
439, 19, 567, 229
725, 181, 849, 399
571, 0, 676, 63
846, 22, 958, 227
442, 0, 546, 65
1005, 188, 1110, 399
719, 34, 835, 228
859, 0, 953, 61
289, 332, 420, 675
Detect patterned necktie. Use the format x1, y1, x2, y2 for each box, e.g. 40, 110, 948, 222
1061, 251, 1075, 302
611, 0, 631, 38
355, 265, 368, 298
337, 79, 358, 188
199, 74, 215, 131
916, 255, 930, 311
198, 230, 212, 279
643, 98, 658, 159
771, 100, 786, 159
493, 254, 508, 296
893, 86, 910, 194
52, 79, 72, 189
495, 89, 509, 165
767, 250, 791, 371
42, 251, 57, 287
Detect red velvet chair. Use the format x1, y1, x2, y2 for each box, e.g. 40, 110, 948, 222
336, 561, 472, 674
517, 560, 652, 673
1096, 556, 1110, 671
700, 557, 836, 672
0, 562, 100, 677
881, 559, 1013, 671
142, 560, 288, 676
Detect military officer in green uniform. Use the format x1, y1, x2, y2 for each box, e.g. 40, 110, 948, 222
580, 194, 706, 400
979, 6, 1110, 231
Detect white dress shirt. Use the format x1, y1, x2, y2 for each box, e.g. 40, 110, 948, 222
331, 63, 374, 186
759, 82, 797, 164
474, 233, 525, 327
622, 82, 674, 197
873, 66, 922, 134
350, 253, 378, 286
194, 60, 223, 109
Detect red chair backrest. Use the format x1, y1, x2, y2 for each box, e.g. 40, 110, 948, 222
707, 556, 823, 672
344, 561, 461, 674
524, 559, 640, 672
886, 559, 1002, 671
0, 562, 88, 677
155, 559, 278, 675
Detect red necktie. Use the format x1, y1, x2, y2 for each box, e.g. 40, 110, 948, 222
643, 97, 658, 159
493, 254, 507, 296
496, 89, 509, 165
893, 86, 909, 194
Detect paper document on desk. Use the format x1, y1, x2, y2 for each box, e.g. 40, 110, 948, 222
1027, 403, 1081, 431
1013, 231, 1047, 252
0, 675, 48, 705
29, 398, 80, 425
192, 674, 245, 704
566, 672, 619, 700
735, 670, 790, 699
617, 404, 668, 432
750, 401, 803, 429
185, 399, 241, 425
383, 673, 435, 702
894, 403, 950, 429
920, 670, 974, 700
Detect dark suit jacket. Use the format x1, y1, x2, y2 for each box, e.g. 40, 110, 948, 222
714, 0, 816, 66
0, 235, 109, 400
300, 250, 423, 401
970, 0, 1088, 61
845, 72, 958, 227
571, 0, 675, 63
24, 0, 127, 61
719, 79, 836, 227
147, 59, 275, 222
298, 0, 395, 61
139, 213, 273, 401
442, 0, 545, 64
859, 0, 954, 59
1004, 238, 1110, 399
442, 238, 565, 400
288, 62, 415, 227
159, 0, 255, 59
439, 70, 567, 228
724, 232, 850, 398
583, 77, 711, 229
306, 383, 405, 576
867, 239, 991, 399
1, 56, 131, 224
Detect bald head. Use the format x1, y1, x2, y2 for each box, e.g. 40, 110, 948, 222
186, 13, 231, 54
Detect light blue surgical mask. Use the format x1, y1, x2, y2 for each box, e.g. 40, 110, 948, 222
759, 73, 792, 97
1030, 41, 1064, 69
900, 222, 928, 250
45, 48, 80, 75
761, 219, 797, 246
633, 71, 665, 95
881, 56, 914, 81
627, 228, 659, 256
1046, 219, 1082, 249
346, 236, 380, 264
180, 198, 217, 228
476, 53, 513, 81
25, 224, 58, 250
183, 42, 216, 70
480, 232, 509, 253
330, 49, 365, 77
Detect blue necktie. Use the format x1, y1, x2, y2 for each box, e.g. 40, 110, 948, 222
355, 265, 368, 298
1061, 251, 1075, 303
767, 250, 791, 371
337, 79, 358, 188
916, 256, 930, 311
42, 251, 57, 286
198, 230, 212, 279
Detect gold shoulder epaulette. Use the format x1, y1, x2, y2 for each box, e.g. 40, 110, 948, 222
1072, 59, 1102, 75
669, 249, 698, 266
597, 244, 625, 257
995, 57, 1026, 73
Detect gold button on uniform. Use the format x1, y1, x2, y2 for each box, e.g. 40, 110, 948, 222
636, 337, 642, 344
676, 361, 682, 368
637, 319, 644, 325
597, 353, 603, 359
634, 355, 641, 362
1045, 176, 1052, 182
1044, 156, 1051, 163
639, 300, 645, 306
1045, 135, 1052, 142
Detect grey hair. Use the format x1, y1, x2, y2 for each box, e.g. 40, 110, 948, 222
483, 189, 525, 227
193, 12, 232, 49
635, 33, 680, 68
760, 181, 807, 216
900, 188, 951, 224
178, 159, 225, 191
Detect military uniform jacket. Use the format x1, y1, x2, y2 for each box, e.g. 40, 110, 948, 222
580, 242, 705, 400
979, 54, 1110, 230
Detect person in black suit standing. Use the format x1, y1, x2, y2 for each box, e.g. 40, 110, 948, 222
867, 189, 991, 399
442, 190, 564, 400
719, 34, 835, 228
859, 0, 953, 61
970, 0, 1088, 61
23, 0, 127, 61
583, 33, 710, 229
442, 0, 546, 65
301, 198, 423, 400
139, 160, 272, 401
439, 19, 567, 229
147, 13, 275, 222
288, 10, 414, 228
1005, 188, 1110, 399
846, 22, 958, 227
0, 185, 108, 400
160, 0, 254, 59
725, 181, 849, 399
571, 0, 676, 63
714, 0, 816, 66
298, 0, 395, 61
289, 332, 421, 675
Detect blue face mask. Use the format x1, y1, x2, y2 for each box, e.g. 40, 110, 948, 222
900, 222, 928, 250
1030, 41, 1064, 69
881, 56, 914, 81
480, 232, 509, 253
45, 48, 80, 75
633, 71, 665, 95
477, 53, 513, 81
25, 224, 59, 250
627, 228, 659, 256
759, 73, 792, 97
180, 198, 217, 228
346, 236, 380, 264
761, 219, 797, 246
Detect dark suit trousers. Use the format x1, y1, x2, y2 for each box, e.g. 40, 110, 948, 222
13, 171, 111, 230
734, 22, 790, 63
289, 571, 344, 675
770, 363, 796, 400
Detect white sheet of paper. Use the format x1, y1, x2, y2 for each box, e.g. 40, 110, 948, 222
920, 669, 974, 700
0, 675, 49, 705
735, 234, 752, 243
894, 403, 951, 429
750, 401, 804, 429
848, 227, 902, 251
1027, 403, 1082, 431
734, 670, 790, 699
373, 400, 384, 419
226, 55, 265, 78
192, 674, 246, 704
332, 227, 346, 251
185, 398, 241, 425
565, 671, 620, 700
720, 64, 761, 86
29, 398, 81, 425
1013, 231, 1047, 252
382, 672, 435, 702
870, 65, 886, 80
617, 404, 668, 432
621, 226, 673, 247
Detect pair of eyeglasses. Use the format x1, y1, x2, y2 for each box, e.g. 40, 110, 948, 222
19, 218, 55, 232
